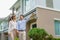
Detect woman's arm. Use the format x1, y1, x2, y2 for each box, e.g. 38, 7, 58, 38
8, 21, 12, 34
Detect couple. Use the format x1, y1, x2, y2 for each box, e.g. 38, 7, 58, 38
8, 15, 29, 40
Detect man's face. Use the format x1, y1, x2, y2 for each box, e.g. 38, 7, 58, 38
20, 16, 24, 20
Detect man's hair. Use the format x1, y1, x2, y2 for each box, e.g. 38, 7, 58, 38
20, 15, 24, 17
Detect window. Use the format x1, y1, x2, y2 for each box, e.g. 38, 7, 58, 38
30, 22, 37, 29
25, 0, 30, 12
46, 0, 53, 8
37, 0, 46, 7
55, 20, 60, 35
53, 0, 60, 10
32, 24, 37, 28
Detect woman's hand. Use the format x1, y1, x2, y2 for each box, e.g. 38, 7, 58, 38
8, 33, 11, 36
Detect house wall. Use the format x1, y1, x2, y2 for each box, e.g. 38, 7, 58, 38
36, 7, 60, 38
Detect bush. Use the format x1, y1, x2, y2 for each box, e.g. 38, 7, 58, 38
46, 35, 60, 40
53, 38, 60, 40
15, 37, 19, 40
47, 35, 54, 40
28, 28, 48, 40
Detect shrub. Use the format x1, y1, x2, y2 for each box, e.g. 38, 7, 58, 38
28, 28, 48, 40
47, 35, 53, 40
15, 37, 19, 40
53, 38, 60, 40
46, 35, 60, 40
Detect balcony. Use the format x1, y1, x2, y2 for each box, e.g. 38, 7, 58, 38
0, 26, 3, 33
3, 23, 8, 32
0, 22, 8, 32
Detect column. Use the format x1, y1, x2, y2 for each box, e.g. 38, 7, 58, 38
19, 0, 23, 14
23, 0, 26, 14
1, 33, 5, 40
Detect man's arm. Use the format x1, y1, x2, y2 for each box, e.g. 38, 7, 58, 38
24, 17, 30, 22
24, 13, 35, 22
8, 21, 12, 34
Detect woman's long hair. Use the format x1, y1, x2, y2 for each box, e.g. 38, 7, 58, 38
9, 15, 16, 21
11, 15, 16, 20
8, 17, 12, 22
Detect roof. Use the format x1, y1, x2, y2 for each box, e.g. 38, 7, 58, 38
10, 0, 20, 10
37, 5, 60, 12
24, 6, 60, 17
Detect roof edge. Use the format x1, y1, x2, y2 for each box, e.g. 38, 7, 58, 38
9, 0, 19, 10
36, 5, 60, 12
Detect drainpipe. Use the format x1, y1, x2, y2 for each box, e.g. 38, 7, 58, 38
1, 32, 5, 40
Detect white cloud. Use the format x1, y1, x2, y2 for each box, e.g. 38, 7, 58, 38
0, 0, 17, 18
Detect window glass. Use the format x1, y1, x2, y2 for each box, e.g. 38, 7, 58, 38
46, 0, 53, 8
25, 0, 30, 12
55, 20, 60, 35
53, 0, 60, 10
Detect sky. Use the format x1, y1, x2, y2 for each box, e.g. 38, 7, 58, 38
0, 0, 17, 18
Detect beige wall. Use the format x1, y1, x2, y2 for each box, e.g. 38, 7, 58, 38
36, 7, 60, 38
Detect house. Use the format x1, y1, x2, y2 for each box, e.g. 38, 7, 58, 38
10, 0, 60, 40
0, 0, 60, 40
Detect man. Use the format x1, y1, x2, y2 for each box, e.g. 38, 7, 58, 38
17, 15, 30, 40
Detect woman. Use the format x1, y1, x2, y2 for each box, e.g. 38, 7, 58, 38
8, 15, 17, 40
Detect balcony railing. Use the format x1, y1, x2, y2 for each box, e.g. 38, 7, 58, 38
0, 22, 8, 32
3, 23, 8, 31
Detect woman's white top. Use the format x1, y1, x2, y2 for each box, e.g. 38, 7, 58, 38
8, 20, 17, 33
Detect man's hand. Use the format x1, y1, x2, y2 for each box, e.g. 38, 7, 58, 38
30, 13, 36, 19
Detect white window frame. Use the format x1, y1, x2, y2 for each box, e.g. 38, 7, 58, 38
30, 22, 36, 29
54, 18, 60, 36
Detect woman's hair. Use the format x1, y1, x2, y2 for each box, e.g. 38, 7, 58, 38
8, 17, 12, 22
8, 15, 16, 22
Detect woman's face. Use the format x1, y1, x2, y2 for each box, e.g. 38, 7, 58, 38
13, 16, 16, 20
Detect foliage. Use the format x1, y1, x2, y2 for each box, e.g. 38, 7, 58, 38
47, 35, 54, 40
15, 37, 19, 40
28, 28, 48, 40
47, 35, 60, 40
53, 38, 60, 40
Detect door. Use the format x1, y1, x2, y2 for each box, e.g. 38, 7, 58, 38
30, 22, 37, 40
30, 22, 37, 29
